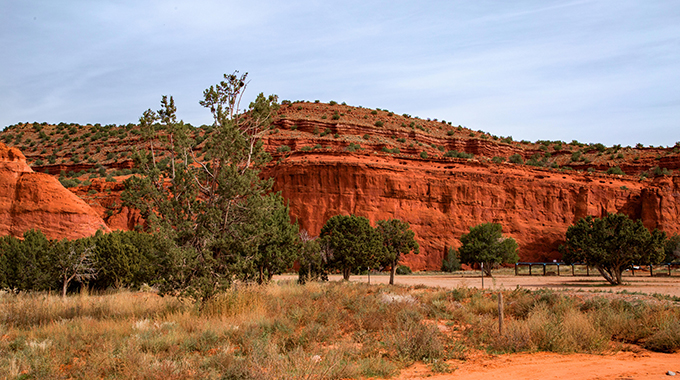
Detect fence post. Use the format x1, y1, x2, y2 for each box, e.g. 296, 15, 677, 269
515, 263, 518, 276
498, 292, 504, 335
543, 264, 546, 276
650, 264, 653, 277
481, 262, 484, 289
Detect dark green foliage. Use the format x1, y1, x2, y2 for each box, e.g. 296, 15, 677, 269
376, 219, 419, 285
606, 166, 625, 175
321, 215, 385, 281
1, 230, 55, 291
346, 142, 362, 152
491, 156, 505, 164
395, 265, 412, 275
122, 72, 290, 305
297, 230, 327, 284
509, 153, 523, 164
444, 150, 473, 159
375, 121, 384, 127
664, 235, 680, 263
247, 194, 300, 284
89, 231, 159, 289
420, 151, 428, 159
277, 145, 291, 153
458, 223, 519, 277
441, 247, 462, 272
560, 213, 666, 285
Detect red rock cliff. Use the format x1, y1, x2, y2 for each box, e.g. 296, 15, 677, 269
0, 142, 110, 240
263, 151, 680, 271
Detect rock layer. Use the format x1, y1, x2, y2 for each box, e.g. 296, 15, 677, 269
0, 143, 110, 240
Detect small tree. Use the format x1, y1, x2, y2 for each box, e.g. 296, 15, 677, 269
561, 213, 666, 285
664, 234, 680, 263
441, 247, 462, 272
297, 229, 327, 284
458, 223, 519, 277
376, 218, 419, 285
249, 194, 300, 284
321, 215, 384, 280
51, 239, 97, 297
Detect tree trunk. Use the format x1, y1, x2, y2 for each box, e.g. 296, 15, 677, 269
342, 267, 351, 281
614, 266, 623, 285
483, 262, 493, 277
596, 266, 618, 285
62, 277, 69, 298
389, 260, 397, 285
258, 266, 264, 285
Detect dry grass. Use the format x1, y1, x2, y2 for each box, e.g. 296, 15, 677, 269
1, 282, 678, 379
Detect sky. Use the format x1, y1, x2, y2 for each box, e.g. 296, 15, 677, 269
2, 0, 679, 147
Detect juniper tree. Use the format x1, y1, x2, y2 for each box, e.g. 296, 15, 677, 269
376, 218, 419, 285
561, 213, 665, 285
122, 72, 289, 304
458, 223, 519, 277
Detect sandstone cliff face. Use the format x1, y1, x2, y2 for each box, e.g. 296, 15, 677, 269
0, 143, 110, 240
263, 152, 680, 271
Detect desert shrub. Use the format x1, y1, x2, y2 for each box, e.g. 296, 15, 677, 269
606, 166, 625, 175
375, 121, 384, 127
420, 151, 428, 159
509, 153, 523, 164
395, 265, 412, 275
491, 156, 505, 164
445, 150, 473, 159
277, 145, 291, 153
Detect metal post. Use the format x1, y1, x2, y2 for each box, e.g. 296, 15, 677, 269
650, 264, 653, 277
543, 264, 546, 276
529, 264, 532, 275
515, 263, 518, 276
557, 264, 560, 276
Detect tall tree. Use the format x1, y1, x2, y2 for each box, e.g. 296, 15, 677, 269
561, 213, 666, 285
376, 218, 419, 285
458, 223, 519, 277
321, 215, 384, 281
122, 71, 284, 304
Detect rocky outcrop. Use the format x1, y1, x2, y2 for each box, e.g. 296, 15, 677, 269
263, 151, 680, 271
0, 143, 110, 240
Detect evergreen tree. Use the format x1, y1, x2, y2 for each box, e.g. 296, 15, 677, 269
122, 72, 285, 304
376, 218, 419, 285
458, 223, 519, 277
561, 213, 665, 285
321, 215, 384, 281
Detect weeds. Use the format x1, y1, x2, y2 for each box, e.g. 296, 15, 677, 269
0, 282, 678, 379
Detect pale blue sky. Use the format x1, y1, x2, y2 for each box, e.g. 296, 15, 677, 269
2, 1, 679, 146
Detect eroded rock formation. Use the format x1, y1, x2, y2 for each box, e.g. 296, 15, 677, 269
0, 142, 110, 240
263, 152, 680, 271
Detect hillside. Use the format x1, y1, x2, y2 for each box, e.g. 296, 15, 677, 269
2, 101, 680, 269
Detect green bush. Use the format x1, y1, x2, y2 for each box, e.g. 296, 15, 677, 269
420, 151, 428, 159
441, 247, 462, 272
277, 145, 291, 153
606, 166, 625, 175
509, 154, 524, 164
375, 121, 384, 127
395, 265, 412, 275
